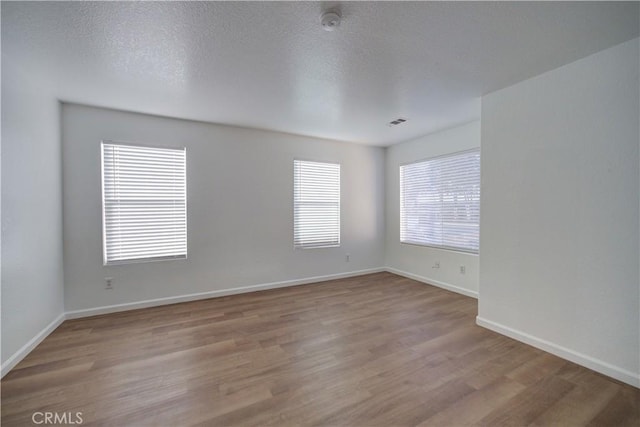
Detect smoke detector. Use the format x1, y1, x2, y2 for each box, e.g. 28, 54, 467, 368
388, 118, 408, 127
320, 11, 341, 31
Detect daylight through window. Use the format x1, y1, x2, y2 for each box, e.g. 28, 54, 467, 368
400, 149, 480, 253
101, 142, 187, 264
293, 160, 340, 249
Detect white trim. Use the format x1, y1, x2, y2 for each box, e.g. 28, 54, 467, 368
1, 313, 66, 378
3, 270, 384, 377
65, 268, 385, 319
476, 316, 640, 388
3, 272, 637, 391
385, 267, 478, 299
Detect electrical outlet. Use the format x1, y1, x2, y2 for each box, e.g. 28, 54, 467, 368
433, 261, 440, 269
345, 253, 350, 262
105, 277, 113, 290
460, 265, 466, 274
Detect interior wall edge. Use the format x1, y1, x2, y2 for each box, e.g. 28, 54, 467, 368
0, 313, 66, 379
4, 269, 638, 391
385, 266, 478, 299
1, 266, 472, 378
65, 267, 385, 319
1, 57, 65, 367
476, 316, 640, 388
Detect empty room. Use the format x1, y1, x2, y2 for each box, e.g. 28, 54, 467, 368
1, 1, 639, 426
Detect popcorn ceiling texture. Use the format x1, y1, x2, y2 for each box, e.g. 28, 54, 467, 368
2, 1, 638, 146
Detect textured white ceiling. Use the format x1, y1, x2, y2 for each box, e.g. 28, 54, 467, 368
2, 2, 638, 146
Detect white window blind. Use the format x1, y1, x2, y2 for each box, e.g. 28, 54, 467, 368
101, 142, 187, 264
294, 160, 340, 249
400, 149, 480, 253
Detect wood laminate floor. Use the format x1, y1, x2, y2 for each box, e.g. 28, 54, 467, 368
1, 272, 638, 426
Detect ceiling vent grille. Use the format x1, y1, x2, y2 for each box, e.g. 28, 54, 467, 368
388, 118, 407, 127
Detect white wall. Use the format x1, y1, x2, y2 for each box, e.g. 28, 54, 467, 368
479, 38, 640, 386
62, 104, 385, 313
1, 59, 65, 368
385, 121, 480, 298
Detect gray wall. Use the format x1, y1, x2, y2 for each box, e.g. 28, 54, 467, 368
385, 121, 480, 297
479, 38, 639, 385
62, 104, 385, 312
1, 59, 65, 365
4, 35, 639, 389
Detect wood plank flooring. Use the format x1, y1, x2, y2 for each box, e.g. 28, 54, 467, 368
2, 272, 638, 426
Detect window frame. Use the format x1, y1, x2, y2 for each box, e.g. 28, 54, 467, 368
399, 148, 480, 254
101, 140, 188, 266
293, 158, 341, 250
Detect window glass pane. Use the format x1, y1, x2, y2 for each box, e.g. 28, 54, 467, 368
294, 160, 340, 249
101, 142, 187, 264
400, 149, 480, 253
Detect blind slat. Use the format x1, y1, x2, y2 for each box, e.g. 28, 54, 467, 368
102, 142, 187, 264
294, 160, 340, 249
400, 149, 480, 253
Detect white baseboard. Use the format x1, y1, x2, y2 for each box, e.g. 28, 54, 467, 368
1, 313, 66, 378
65, 268, 385, 319
476, 316, 640, 388
385, 267, 478, 299
2, 269, 383, 378
4, 271, 637, 391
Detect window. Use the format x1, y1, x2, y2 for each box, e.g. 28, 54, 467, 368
400, 149, 480, 253
294, 159, 340, 249
101, 142, 187, 264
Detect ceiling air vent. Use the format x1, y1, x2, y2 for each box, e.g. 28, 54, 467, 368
388, 118, 407, 127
